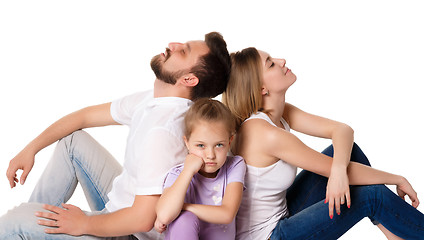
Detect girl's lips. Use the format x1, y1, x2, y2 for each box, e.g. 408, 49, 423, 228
205, 162, 217, 165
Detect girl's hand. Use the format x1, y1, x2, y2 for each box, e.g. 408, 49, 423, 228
154, 219, 167, 233
326, 166, 351, 219
396, 176, 420, 208
184, 153, 204, 175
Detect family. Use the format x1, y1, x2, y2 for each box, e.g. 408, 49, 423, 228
1, 32, 423, 240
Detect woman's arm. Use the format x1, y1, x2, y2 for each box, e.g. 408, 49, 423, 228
183, 182, 243, 225
6, 103, 118, 188
155, 154, 203, 226
260, 122, 419, 216
283, 103, 354, 212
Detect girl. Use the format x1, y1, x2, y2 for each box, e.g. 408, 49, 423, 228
154, 98, 246, 240
222, 47, 424, 239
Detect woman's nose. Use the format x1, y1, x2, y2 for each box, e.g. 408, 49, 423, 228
275, 58, 286, 68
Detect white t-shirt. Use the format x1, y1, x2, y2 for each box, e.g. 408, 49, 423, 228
236, 112, 297, 240
105, 89, 192, 211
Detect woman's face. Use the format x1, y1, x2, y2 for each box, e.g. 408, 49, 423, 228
258, 50, 297, 95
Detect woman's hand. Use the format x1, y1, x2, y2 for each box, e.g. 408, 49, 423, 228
35, 203, 88, 236
154, 218, 167, 233
6, 148, 35, 188
396, 176, 420, 208
326, 165, 351, 219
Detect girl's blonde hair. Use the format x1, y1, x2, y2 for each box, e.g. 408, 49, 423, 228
184, 98, 236, 139
222, 47, 264, 129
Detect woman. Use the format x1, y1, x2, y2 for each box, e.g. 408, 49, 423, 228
222, 47, 424, 239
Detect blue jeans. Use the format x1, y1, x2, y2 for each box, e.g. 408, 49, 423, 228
271, 143, 424, 239
0, 131, 140, 240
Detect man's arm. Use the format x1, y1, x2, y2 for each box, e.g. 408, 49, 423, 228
6, 103, 119, 188
37, 195, 159, 236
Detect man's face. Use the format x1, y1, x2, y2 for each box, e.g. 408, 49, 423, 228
150, 40, 209, 84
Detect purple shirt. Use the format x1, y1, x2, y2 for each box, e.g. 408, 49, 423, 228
163, 155, 246, 239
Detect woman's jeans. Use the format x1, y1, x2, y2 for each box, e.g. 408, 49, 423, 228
0, 131, 138, 240
270, 143, 424, 239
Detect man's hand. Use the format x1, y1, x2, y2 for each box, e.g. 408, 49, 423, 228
36, 203, 89, 236
6, 149, 35, 188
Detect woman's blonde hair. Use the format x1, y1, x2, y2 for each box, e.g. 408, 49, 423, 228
184, 98, 236, 139
222, 47, 263, 129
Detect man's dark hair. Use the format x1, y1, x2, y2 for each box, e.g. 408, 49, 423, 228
190, 32, 231, 100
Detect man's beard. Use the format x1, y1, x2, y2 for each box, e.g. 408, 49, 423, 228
150, 54, 188, 85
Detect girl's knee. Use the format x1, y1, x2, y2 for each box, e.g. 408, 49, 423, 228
170, 211, 200, 229
167, 211, 200, 239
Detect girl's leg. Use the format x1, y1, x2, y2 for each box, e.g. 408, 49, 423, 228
271, 185, 424, 240
287, 143, 370, 215
166, 211, 200, 240
29, 130, 123, 211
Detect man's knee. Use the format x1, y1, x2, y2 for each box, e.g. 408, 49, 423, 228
61, 130, 90, 146
0, 203, 49, 239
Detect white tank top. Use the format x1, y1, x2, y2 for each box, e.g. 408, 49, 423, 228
236, 112, 297, 240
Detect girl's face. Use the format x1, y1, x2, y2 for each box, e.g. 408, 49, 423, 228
258, 50, 297, 95
184, 120, 232, 178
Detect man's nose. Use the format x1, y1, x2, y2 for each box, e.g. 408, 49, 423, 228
168, 42, 183, 51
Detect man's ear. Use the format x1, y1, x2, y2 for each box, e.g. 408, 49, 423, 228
179, 73, 199, 87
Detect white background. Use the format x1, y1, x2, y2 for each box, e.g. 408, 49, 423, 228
1, 0, 423, 239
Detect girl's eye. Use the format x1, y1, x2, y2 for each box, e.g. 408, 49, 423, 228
196, 144, 204, 148
216, 143, 224, 148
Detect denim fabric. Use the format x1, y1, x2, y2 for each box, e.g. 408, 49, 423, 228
287, 143, 371, 216
29, 130, 123, 211
271, 185, 424, 239
0, 131, 136, 240
272, 143, 424, 239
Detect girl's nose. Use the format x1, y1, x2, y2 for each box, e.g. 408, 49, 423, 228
206, 148, 216, 160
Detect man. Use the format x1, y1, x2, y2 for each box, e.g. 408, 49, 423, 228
0, 32, 231, 239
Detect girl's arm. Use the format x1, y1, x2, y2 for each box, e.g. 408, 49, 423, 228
155, 154, 203, 226
283, 103, 353, 212
183, 181, 244, 225
259, 121, 419, 217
